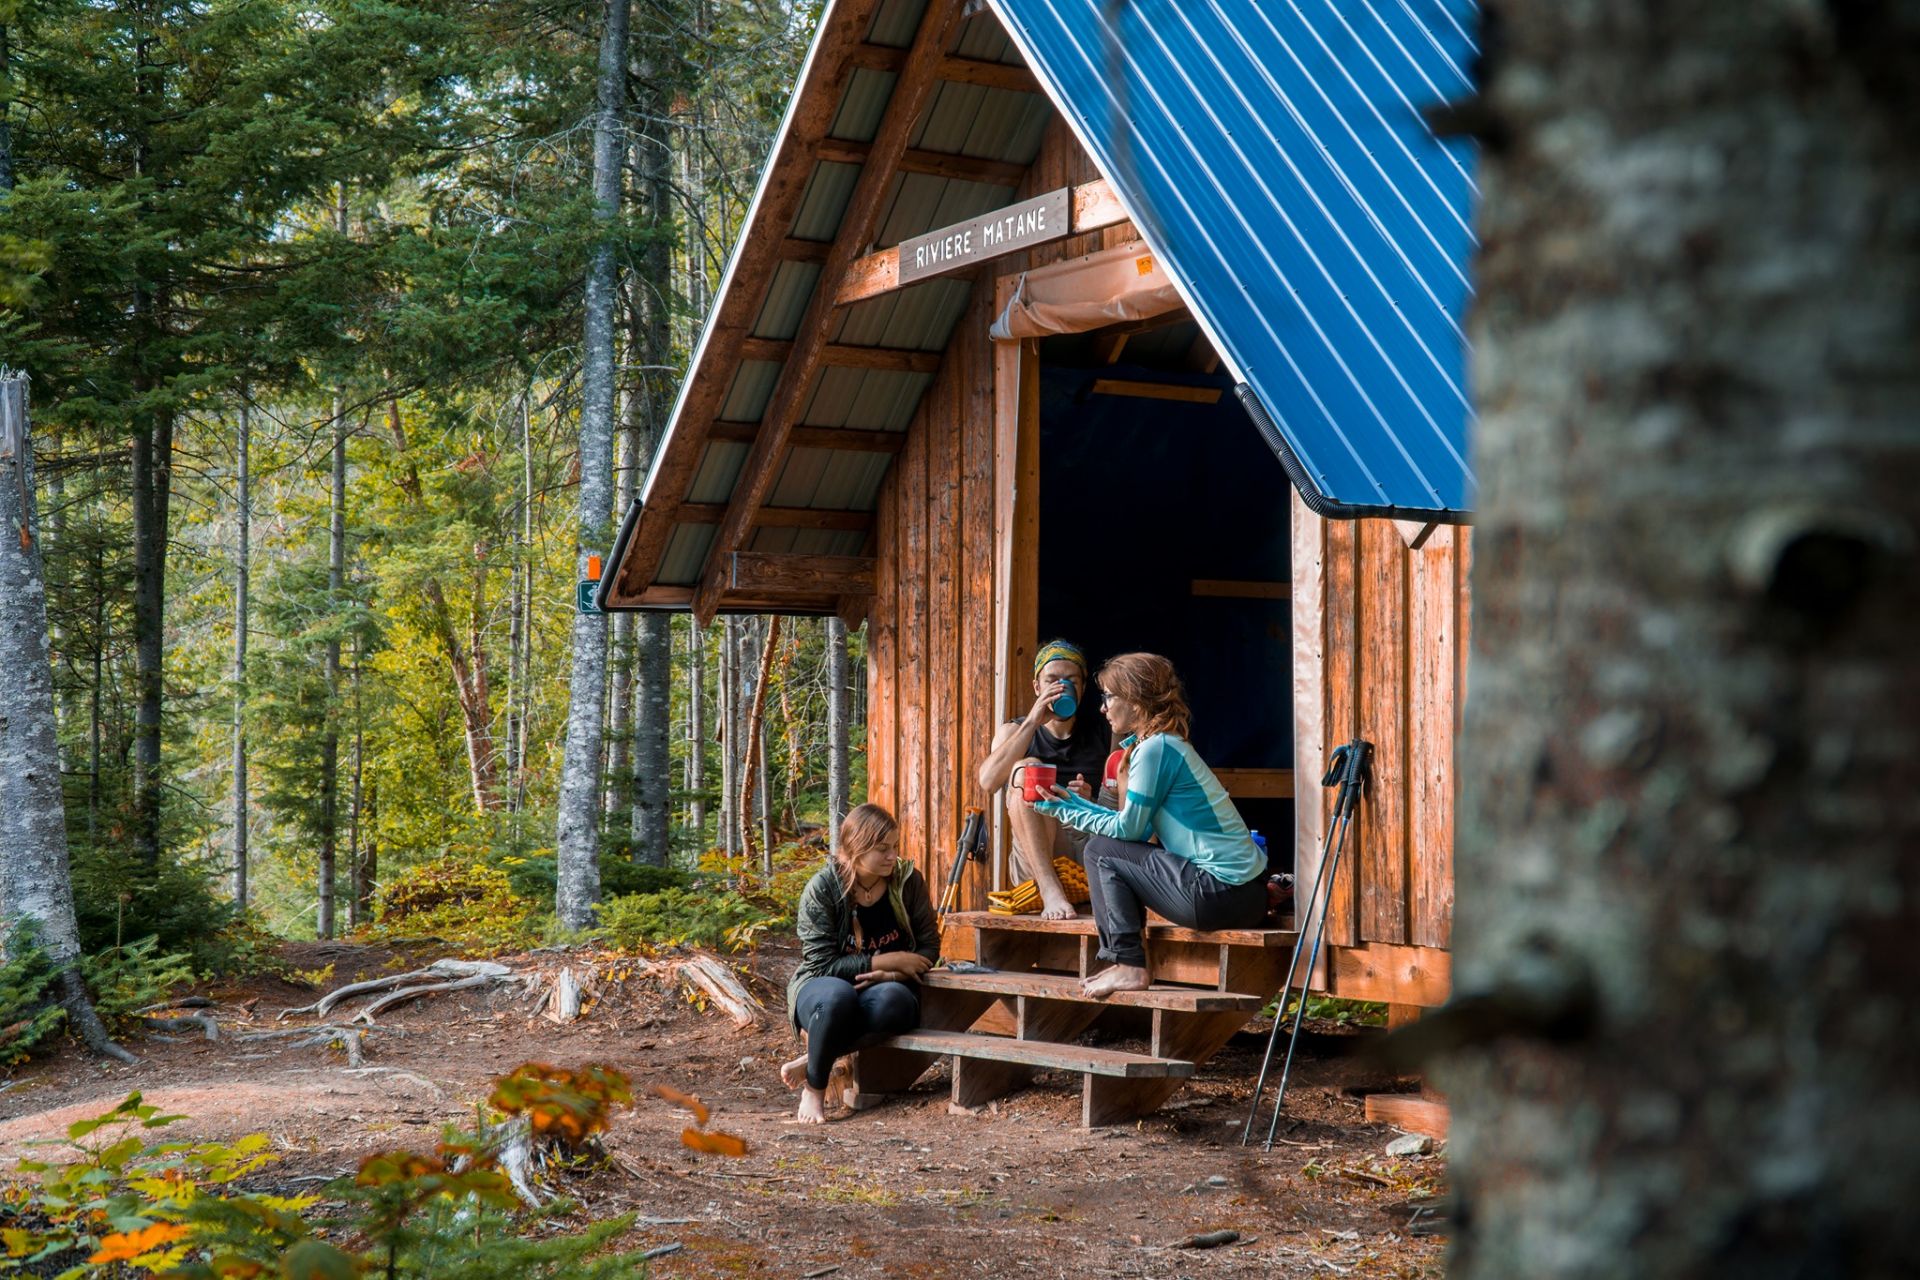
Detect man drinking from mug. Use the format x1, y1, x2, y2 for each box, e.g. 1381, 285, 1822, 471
975, 640, 1114, 920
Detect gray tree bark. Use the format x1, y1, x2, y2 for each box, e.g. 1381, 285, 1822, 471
718, 616, 738, 855
1443, 6, 1920, 1277
605, 392, 637, 821
318, 385, 345, 939
826, 615, 850, 853
0, 379, 132, 1063
687, 618, 706, 840
231, 394, 250, 906
553, 0, 630, 928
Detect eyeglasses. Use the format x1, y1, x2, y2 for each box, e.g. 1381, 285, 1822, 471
1099, 693, 1117, 709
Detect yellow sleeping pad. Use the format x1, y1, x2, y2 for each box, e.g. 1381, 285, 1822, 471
987, 857, 1090, 914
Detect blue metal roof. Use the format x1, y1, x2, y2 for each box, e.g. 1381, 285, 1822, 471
988, 0, 1479, 517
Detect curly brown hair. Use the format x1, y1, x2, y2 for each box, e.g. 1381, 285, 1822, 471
1096, 652, 1192, 743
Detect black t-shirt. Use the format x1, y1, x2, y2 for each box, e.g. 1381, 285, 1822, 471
1019, 705, 1113, 795
849, 895, 909, 956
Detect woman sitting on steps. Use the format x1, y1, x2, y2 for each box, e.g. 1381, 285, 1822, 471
780, 803, 940, 1123
1033, 653, 1269, 999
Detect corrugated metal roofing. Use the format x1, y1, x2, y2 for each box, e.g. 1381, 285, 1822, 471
988, 0, 1479, 517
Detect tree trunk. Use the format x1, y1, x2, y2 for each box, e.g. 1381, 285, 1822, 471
718, 616, 737, 856
553, 0, 629, 929
778, 624, 802, 831
1444, 7, 1920, 1277
129, 384, 169, 868
231, 394, 249, 906
0, 379, 133, 1064
625, 12, 677, 866
605, 392, 637, 822
688, 618, 706, 841
346, 640, 365, 929
740, 615, 779, 866
318, 387, 345, 940
826, 615, 850, 853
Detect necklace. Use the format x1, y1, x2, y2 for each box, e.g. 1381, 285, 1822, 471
853, 875, 886, 903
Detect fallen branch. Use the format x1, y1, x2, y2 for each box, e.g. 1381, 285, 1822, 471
140, 1013, 219, 1041
280, 960, 512, 1021
543, 967, 582, 1025
352, 973, 499, 1025
670, 953, 764, 1029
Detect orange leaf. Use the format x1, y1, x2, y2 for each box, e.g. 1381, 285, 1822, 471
651, 1084, 710, 1126
89, 1220, 192, 1262
680, 1127, 748, 1158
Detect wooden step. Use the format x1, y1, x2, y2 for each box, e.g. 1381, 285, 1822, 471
877, 1028, 1194, 1079
922, 968, 1262, 1013
945, 910, 1295, 948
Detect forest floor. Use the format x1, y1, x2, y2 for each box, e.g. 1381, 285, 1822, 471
0, 940, 1447, 1279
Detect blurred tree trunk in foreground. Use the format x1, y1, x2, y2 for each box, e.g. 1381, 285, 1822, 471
1447, 4, 1920, 1277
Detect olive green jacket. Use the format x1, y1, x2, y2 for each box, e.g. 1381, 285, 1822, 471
786, 859, 941, 1029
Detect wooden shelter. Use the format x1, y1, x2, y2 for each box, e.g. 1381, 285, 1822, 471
601, 0, 1478, 1013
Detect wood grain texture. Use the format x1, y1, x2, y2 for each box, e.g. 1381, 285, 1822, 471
866, 470, 899, 815
898, 398, 930, 865
1359, 518, 1410, 945
1321, 514, 1361, 949
1409, 526, 1458, 949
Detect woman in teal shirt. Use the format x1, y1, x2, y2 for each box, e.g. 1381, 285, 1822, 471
1034, 652, 1268, 997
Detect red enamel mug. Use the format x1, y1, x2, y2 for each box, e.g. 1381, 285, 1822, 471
1012, 762, 1057, 803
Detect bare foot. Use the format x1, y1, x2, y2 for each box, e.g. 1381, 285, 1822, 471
793, 1086, 828, 1124
1081, 964, 1152, 999
778, 1054, 807, 1090
1039, 889, 1077, 921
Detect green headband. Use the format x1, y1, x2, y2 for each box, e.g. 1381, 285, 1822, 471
1033, 640, 1087, 678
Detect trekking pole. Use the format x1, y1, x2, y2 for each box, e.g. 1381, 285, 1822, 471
938, 807, 987, 923
1242, 739, 1372, 1148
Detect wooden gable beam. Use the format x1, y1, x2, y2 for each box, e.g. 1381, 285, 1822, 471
678, 502, 873, 533
612, 0, 889, 602
737, 336, 942, 374
816, 137, 1025, 188
689, 0, 962, 625
729, 551, 876, 596
835, 176, 1131, 306
708, 421, 906, 453
845, 44, 1038, 97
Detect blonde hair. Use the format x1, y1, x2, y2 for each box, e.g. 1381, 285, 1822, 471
832, 803, 900, 895
1097, 653, 1192, 743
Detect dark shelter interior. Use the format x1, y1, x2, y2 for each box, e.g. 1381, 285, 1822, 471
1036, 321, 1295, 862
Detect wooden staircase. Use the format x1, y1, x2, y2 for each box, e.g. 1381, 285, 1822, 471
849, 910, 1297, 1127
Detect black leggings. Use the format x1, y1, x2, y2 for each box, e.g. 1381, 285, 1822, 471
792, 975, 921, 1089
1084, 835, 1268, 967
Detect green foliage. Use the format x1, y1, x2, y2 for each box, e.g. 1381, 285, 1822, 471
370, 856, 537, 953
1266, 995, 1390, 1028
0, 928, 66, 1064
80, 937, 196, 1028
69, 843, 240, 964
0, 1074, 675, 1278
499, 851, 689, 904
596, 886, 777, 953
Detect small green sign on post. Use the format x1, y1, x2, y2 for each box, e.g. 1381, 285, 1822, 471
577, 580, 602, 615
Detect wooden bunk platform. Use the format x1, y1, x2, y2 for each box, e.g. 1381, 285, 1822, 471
848, 911, 1296, 1126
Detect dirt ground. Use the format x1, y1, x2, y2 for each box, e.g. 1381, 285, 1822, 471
0, 941, 1448, 1278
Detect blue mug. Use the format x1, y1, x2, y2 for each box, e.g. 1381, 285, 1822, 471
1051, 675, 1078, 719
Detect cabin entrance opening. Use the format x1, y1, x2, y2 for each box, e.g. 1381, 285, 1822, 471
1032, 318, 1296, 861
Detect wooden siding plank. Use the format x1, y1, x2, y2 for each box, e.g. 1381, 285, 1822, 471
927, 330, 962, 883
727, 552, 875, 595
960, 288, 998, 910
867, 471, 899, 815
898, 401, 931, 864
1321, 515, 1360, 949
1290, 492, 1329, 962
1359, 518, 1410, 945
1409, 527, 1457, 949
707, 422, 907, 453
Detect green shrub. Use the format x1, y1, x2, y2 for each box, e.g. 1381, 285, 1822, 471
80, 936, 195, 1028
497, 851, 688, 904
68, 842, 239, 967
371, 856, 537, 953
0, 927, 66, 1063
597, 886, 778, 953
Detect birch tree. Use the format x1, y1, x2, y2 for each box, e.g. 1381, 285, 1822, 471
554, 0, 630, 927
1443, 5, 1920, 1276
0, 377, 130, 1063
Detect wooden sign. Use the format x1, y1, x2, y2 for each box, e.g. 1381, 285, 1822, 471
897, 188, 1071, 285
